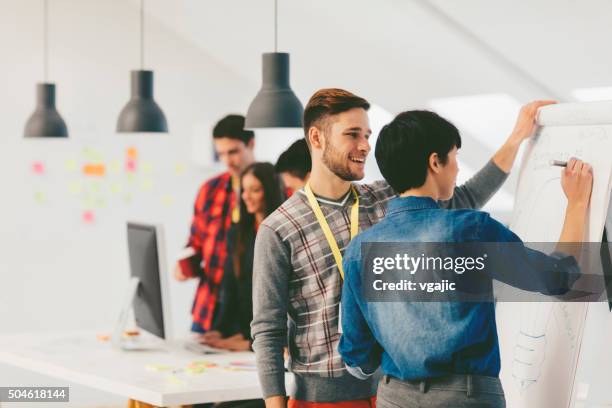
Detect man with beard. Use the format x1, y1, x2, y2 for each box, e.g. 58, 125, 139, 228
251, 88, 553, 408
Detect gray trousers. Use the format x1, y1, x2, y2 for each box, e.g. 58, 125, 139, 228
376, 374, 506, 408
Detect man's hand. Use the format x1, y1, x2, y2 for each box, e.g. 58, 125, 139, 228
203, 333, 251, 351
509, 100, 557, 144
493, 100, 556, 173
561, 158, 593, 207
198, 330, 222, 343
265, 396, 287, 408
173, 263, 189, 281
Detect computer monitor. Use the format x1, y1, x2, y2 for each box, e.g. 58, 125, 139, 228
120, 222, 172, 342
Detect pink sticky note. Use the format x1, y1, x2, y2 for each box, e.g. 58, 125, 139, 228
82, 210, 95, 224
126, 159, 137, 173
32, 162, 45, 175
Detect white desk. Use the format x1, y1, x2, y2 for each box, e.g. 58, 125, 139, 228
0, 331, 289, 406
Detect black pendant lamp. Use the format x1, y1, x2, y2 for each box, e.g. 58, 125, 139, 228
24, 0, 68, 138
245, 0, 303, 129
116, 0, 168, 133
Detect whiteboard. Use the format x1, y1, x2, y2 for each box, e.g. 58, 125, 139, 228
496, 101, 612, 408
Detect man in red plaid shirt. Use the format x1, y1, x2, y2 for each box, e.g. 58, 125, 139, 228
174, 114, 255, 333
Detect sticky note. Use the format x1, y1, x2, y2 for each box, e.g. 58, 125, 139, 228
110, 182, 123, 194
175, 163, 186, 175
141, 179, 153, 191
68, 181, 82, 194
82, 210, 95, 224
32, 161, 45, 175
94, 198, 106, 208
166, 375, 183, 384
33, 191, 45, 203
83, 163, 106, 177
142, 162, 153, 174
185, 366, 206, 374
109, 160, 121, 174
127, 146, 138, 160
161, 195, 174, 207
145, 364, 172, 372
126, 159, 137, 173
65, 159, 78, 171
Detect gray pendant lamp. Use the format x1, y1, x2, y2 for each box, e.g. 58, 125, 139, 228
245, 0, 303, 129
116, 0, 168, 133
24, 0, 68, 138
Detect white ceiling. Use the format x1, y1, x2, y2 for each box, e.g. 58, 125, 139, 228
138, 0, 612, 114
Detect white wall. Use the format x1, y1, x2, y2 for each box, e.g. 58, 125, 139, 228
0, 0, 254, 406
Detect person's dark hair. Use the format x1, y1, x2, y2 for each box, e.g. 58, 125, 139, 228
213, 114, 254, 144
375, 110, 462, 194
303, 88, 370, 145
234, 162, 284, 279
275, 139, 312, 180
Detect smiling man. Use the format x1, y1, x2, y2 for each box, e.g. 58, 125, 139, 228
251, 88, 551, 408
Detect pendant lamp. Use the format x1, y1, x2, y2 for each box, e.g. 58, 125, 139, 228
116, 0, 168, 133
245, 0, 303, 130
24, 0, 68, 138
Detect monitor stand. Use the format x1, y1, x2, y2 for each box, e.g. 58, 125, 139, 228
112, 277, 166, 351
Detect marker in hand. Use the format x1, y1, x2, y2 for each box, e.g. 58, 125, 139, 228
549, 160, 568, 167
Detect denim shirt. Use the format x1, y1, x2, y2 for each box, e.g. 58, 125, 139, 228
338, 196, 579, 381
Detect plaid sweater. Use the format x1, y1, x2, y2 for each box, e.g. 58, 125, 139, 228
251, 161, 508, 402
180, 172, 236, 332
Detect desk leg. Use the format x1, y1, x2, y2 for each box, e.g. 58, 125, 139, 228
127, 399, 193, 408
127, 399, 160, 408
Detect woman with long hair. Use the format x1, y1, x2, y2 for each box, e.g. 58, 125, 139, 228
202, 162, 284, 351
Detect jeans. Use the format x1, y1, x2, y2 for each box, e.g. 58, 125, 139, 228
376, 374, 505, 408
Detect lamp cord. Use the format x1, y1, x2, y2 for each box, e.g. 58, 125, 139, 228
43, 0, 48, 82
274, 0, 277, 52
140, 0, 144, 69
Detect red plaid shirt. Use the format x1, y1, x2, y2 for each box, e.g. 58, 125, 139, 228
180, 172, 236, 331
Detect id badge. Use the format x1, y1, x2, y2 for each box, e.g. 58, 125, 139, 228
338, 306, 343, 334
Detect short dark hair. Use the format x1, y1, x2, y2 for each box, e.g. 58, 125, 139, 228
375, 110, 462, 193
213, 114, 254, 144
303, 88, 370, 145
275, 139, 312, 180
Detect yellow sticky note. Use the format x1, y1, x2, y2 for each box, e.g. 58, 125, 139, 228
65, 159, 78, 172
68, 181, 82, 194
175, 163, 186, 175
109, 160, 121, 174
141, 179, 153, 191
161, 195, 174, 207
34, 191, 45, 203
142, 162, 153, 174
110, 182, 123, 194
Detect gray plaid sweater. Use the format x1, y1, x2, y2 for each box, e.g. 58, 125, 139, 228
251, 161, 508, 402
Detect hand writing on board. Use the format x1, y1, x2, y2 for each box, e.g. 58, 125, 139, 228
561, 158, 593, 208
509, 100, 557, 144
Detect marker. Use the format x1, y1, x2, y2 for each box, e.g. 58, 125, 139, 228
549, 160, 567, 167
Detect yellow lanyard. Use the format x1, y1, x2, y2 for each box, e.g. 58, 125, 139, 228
304, 182, 359, 280
231, 175, 240, 223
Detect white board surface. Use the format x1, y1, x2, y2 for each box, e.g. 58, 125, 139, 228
496, 101, 612, 408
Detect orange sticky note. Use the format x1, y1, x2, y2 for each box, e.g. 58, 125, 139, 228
127, 146, 138, 160
83, 163, 106, 177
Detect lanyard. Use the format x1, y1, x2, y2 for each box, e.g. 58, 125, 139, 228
304, 182, 359, 280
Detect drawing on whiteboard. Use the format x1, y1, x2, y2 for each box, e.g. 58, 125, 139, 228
512, 303, 554, 390
512, 302, 583, 392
